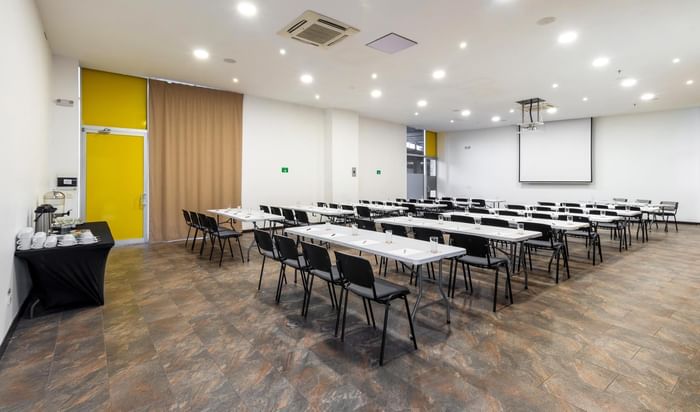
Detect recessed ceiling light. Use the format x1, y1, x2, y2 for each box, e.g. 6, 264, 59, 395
279, 48, 286, 55
193, 49, 209, 60
450, 120, 455, 123
552, 83, 559, 88
592, 56, 610, 67
509, 108, 515, 113
640, 93, 655, 101
461, 109, 471, 117
232, 77, 239, 83
414, 112, 419, 116
672, 58, 680, 64
432, 69, 446, 80
237, 2, 257, 17
546, 107, 558, 114
620, 78, 637, 87
371, 73, 378, 79
314, 94, 320, 100
557, 31, 578, 44
417, 99, 428, 107
491, 115, 501, 122
459, 41, 467, 49
370, 89, 382, 98
582, 96, 588, 101
686, 79, 694, 85
300, 74, 313, 84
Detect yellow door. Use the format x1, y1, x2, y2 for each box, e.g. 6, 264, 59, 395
85, 133, 144, 240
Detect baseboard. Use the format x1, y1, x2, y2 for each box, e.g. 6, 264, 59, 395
0, 294, 31, 361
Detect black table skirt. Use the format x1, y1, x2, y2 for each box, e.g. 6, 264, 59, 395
14, 221, 115, 311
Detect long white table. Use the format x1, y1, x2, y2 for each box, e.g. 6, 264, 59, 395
287, 205, 355, 219
443, 211, 590, 231
209, 208, 284, 260
285, 223, 464, 325
350, 203, 407, 214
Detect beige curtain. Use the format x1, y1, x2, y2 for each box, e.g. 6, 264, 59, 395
148, 80, 242, 241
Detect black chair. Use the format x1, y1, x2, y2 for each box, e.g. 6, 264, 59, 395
260, 205, 270, 213
564, 216, 602, 265
532, 213, 552, 220
372, 201, 384, 205
204, 215, 244, 266
395, 198, 407, 203
450, 214, 474, 224
273, 235, 308, 303
341, 204, 354, 211
254, 229, 279, 290
522, 222, 569, 283
568, 208, 583, 214
380, 223, 408, 237
449, 233, 512, 312
596, 211, 626, 252
188, 211, 204, 252
328, 203, 339, 209
471, 198, 486, 207
355, 219, 376, 231
439, 200, 455, 211
182, 210, 194, 247
481, 218, 509, 228
535, 206, 554, 211
654, 201, 679, 232
269, 206, 282, 216
411, 227, 445, 283
295, 210, 311, 226
595, 204, 609, 210
196, 212, 212, 255
281, 208, 297, 227
468, 207, 490, 214
408, 199, 418, 203
455, 197, 469, 202
359, 200, 370, 204
334, 251, 417, 366
506, 204, 526, 210
538, 202, 556, 206
317, 202, 327, 208
497, 210, 519, 216
422, 212, 440, 220
562, 202, 580, 208
356, 205, 373, 220
635, 199, 652, 204
612, 198, 628, 202
300, 242, 343, 317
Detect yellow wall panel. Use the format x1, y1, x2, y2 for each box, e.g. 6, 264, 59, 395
81, 68, 147, 129
86, 133, 144, 240
425, 130, 437, 158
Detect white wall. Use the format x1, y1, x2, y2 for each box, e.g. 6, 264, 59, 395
325, 110, 359, 203
358, 116, 407, 201
48, 55, 80, 215
438, 107, 700, 222
0, 0, 52, 343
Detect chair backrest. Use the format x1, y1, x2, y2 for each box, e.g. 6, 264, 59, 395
296, 210, 310, 225
605, 210, 618, 216
372, 201, 384, 205
270, 206, 282, 216
335, 252, 376, 296
450, 233, 491, 260
182, 209, 192, 225
469, 207, 490, 214
471, 198, 486, 207
356, 206, 372, 218
588, 209, 602, 215
408, 199, 418, 203
301, 241, 332, 275
532, 213, 552, 220
584, 204, 595, 208
660, 201, 678, 212
635, 199, 651, 204
563, 202, 580, 207
254, 229, 274, 254
481, 217, 509, 228
522, 222, 554, 243
569, 208, 583, 214
197, 213, 210, 231
328, 203, 339, 209
629, 206, 641, 211
402, 203, 418, 214
341, 204, 354, 211
538, 201, 556, 206
380, 223, 408, 237
413, 227, 444, 243
260, 205, 270, 213
439, 200, 454, 209
317, 202, 327, 207
498, 210, 519, 216
595, 204, 609, 209
535, 206, 553, 211
422, 212, 440, 220
273, 235, 300, 261
360, 200, 370, 204
205, 216, 220, 233
455, 197, 469, 202
615, 205, 626, 210
507, 204, 526, 210
450, 214, 475, 224
355, 219, 376, 231
282, 208, 295, 221
189, 211, 200, 227
396, 198, 407, 202
613, 198, 627, 202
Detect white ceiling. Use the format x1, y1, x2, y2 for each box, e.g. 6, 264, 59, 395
37, 0, 700, 131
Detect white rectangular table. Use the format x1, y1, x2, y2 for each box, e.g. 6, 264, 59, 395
350, 203, 407, 214
285, 224, 464, 325
288, 205, 355, 220
208, 208, 284, 261
443, 212, 590, 231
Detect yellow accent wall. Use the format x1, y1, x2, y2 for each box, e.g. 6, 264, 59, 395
425, 130, 437, 158
81, 68, 147, 129
86, 133, 144, 240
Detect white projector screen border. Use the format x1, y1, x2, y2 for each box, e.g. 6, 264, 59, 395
518, 117, 593, 183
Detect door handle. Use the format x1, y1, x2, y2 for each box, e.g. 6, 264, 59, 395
140, 193, 148, 208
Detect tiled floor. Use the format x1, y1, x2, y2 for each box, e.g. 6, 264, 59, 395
1, 224, 699, 411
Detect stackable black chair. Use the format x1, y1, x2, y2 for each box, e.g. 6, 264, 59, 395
612, 198, 628, 202
359, 200, 370, 204
408, 199, 418, 203
538, 202, 556, 207
260, 205, 270, 213
269, 206, 282, 216
532, 213, 552, 220
356, 205, 374, 221
334, 251, 417, 366
300, 241, 344, 317
506, 204, 526, 210
281, 208, 297, 227
328, 203, 339, 209
402, 203, 418, 215
341, 204, 354, 211
273, 235, 308, 303
411, 227, 445, 283
449, 233, 512, 312
522, 222, 570, 283
564, 216, 602, 265
422, 212, 440, 220
439, 200, 455, 211
596, 211, 627, 252
470, 199, 486, 207
535, 206, 554, 211
182, 210, 194, 247
188, 211, 204, 251
497, 210, 519, 216
450, 214, 474, 224
468, 207, 490, 214
380, 223, 408, 237
481, 218, 509, 228
196, 212, 212, 255
254, 229, 279, 290
655, 201, 679, 232
355, 219, 376, 231
295, 210, 311, 226
204, 215, 244, 266
562, 202, 580, 208
317, 202, 327, 208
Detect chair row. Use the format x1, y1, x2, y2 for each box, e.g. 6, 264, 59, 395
182, 210, 244, 266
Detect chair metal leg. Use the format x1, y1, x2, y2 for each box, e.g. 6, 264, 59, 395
275, 264, 286, 303
185, 226, 192, 247
335, 287, 345, 337
505, 264, 513, 304
367, 299, 376, 328
362, 298, 371, 325
191, 228, 199, 251
303, 274, 315, 317
493, 269, 499, 312
257, 256, 266, 290
379, 302, 390, 366
404, 296, 418, 349
341, 289, 349, 341
237, 238, 244, 263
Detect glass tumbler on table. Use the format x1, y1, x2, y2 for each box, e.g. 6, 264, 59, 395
385, 230, 393, 244
429, 236, 439, 253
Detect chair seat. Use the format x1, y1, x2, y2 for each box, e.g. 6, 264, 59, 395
524, 239, 564, 249
261, 249, 278, 259
457, 255, 508, 268
217, 229, 241, 238
283, 256, 307, 269
348, 278, 409, 301
310, 265, 341, 283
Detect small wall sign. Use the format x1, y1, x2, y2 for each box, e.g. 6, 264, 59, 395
281, 167, 289, 173
376, 170, 382, 175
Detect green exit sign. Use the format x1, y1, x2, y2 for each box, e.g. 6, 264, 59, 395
281, 167, 289, 173
376, 170, 381, 175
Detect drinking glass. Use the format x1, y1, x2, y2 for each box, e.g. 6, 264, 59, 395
526, 212, 532, 220
567, 215, 574, 224
565, 207, 570, 214
407, 213, 413, 221
430, 236, 439, 253
385, 230, 393, 244
351, 224, 358, 235
475, 217, 482, 229
517, 223, 524, 234
325, 221, 331, 230
438, 215, 444, 224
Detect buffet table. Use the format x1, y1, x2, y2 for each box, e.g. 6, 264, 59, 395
14, 221, 114, 315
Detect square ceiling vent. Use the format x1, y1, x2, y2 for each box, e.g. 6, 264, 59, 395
366, 33, 417, 54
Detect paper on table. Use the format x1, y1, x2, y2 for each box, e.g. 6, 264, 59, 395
319, 232, 348, 239
349, 239, 380, 246
388, 248, 423, 256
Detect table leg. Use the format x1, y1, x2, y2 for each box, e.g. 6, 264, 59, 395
410, 265, 423, 325
245, 222, 258, 262
437, 260, 450, 324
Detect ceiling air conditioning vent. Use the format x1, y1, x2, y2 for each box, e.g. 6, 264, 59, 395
278, 10, 359, 48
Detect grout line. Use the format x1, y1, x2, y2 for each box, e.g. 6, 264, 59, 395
604, 373, 619, 391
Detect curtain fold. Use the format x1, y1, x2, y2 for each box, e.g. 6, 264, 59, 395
148, 80, 242, 241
